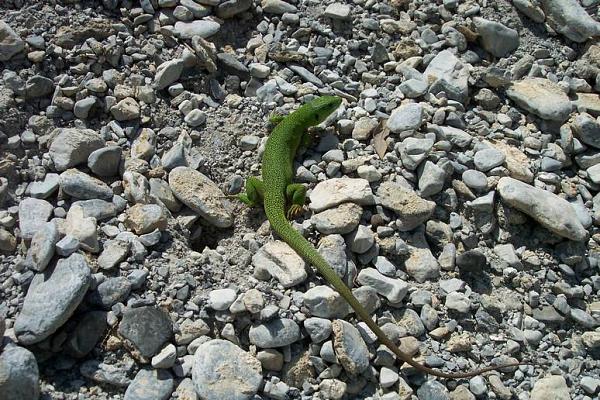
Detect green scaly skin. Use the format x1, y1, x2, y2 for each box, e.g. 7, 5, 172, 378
239, 96, 529, 378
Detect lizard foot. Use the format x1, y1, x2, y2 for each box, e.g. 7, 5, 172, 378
286, 204, 304, 220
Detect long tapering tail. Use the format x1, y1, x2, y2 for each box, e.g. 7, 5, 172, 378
266, 208, 530, 378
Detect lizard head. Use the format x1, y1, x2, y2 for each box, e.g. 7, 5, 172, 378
305, 96, 342, 125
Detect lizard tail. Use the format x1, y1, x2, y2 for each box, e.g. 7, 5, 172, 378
266, 207, 530, 379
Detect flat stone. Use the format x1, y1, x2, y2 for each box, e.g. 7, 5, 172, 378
249, 318, 300, 348
118, 306, 173, 358
487, 140, 534, 182
152, 344, 177, 369
474, 148, 506, 171
377, 181, 435, 231
208, 288, 237, 311
124, 369, 174, 400
0, 344, 40, 400
14, 253, 92, 345
497, 177, 587, 241
324, 3, 351, 20
398, 137, 434, 170
111, 97, 140, 121
169, 167, 234, 228
79, 360, 132, 387
28, 173, 60, 199
71, 199, 117, 221
192, 339, 262, 400
435, 126, 472, 148
18, 197, 53, 240
252, 240, 307, 288
216, 0, 253, 18
513, 0, 545, 23
48, 128, 104, 171
261, 0, 298, 14
506, 78, 572, 121
572, 93, 600, 117
386, 103, 424, 133
312, 203, 362, 235
0, 228, 16, 252
419, 161, 446, 197
59, 169, 113, 200
174, 20, 220, 40
309, 178, 375, 212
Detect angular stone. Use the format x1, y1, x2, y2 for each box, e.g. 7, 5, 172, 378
18, 198, 53, 240
309, 178, 375, 212
118, 306, 173, 358
252, 240, 307, 288
48, 128, 104, 171
0, 344, 40, 400
377, 181, 435, 231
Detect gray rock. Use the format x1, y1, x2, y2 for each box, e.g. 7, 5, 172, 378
462, 169, 488, 191
192, 339, 262, 400
580, 376, 600, 395
386, 103, 423, 133
304, 317, 333, 343
88, 146, 122, 177
445, 292, 471, 313
184, 110, 207, 127
49, 128, 104, 171
587, 163, 600, 184
174, 20, 220, 39
332, 319, 369, 375
64, 311, 108, 358
324, 3, 351, 20
14, 253, 92, 345
0, 20, 25, 61
169, 167, 234, 228
180, 0, 211, 17
80, 360, 132, 387
497, 177, 587, 241
349, 225, 374, 254
570, 308, 599, 328
261, 0, 298, 14
152, 344, 177, 369
377, 181, 435, 231
424, 50, 469, 103
150, 178, 181, 212
208, 288, 237, 311
249, 318, 300, 348
434, 126, 472, 148
216, 0, 253, 18
357, 268, 408, 303
289, 65, 323, 87
124, 369, 174, 400
419, 161, 446, 197
541, 0, 600, 42
71, 199, 117, 221
474, 148, 505, 171
506, 78, 572, 122
55, 235, 80, 257
25, 75, 54, 98
0, 344, 40, 400
416, 379, 450, 400
18, 198, 53, 240
398, 137, 434, 170
59, 169, 113, 200
88, 277, 132, 309
304, 286, 351, 319
73, 97, 97, 119
118, 306, 173, 358
25, 221, 59, 272
473, 17, 519, 57
28, 173, 60, 199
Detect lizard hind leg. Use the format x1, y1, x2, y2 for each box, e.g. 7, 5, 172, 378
285, 183, 307, 220
238, 176, 265, 207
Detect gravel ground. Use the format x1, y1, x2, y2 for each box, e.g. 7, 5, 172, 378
1, 0, 600, 399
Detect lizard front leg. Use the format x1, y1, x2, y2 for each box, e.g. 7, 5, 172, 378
238, 176, 265, 207
285, 183, 307, 219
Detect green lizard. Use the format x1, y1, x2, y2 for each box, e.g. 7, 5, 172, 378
239, 95, 528, 378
